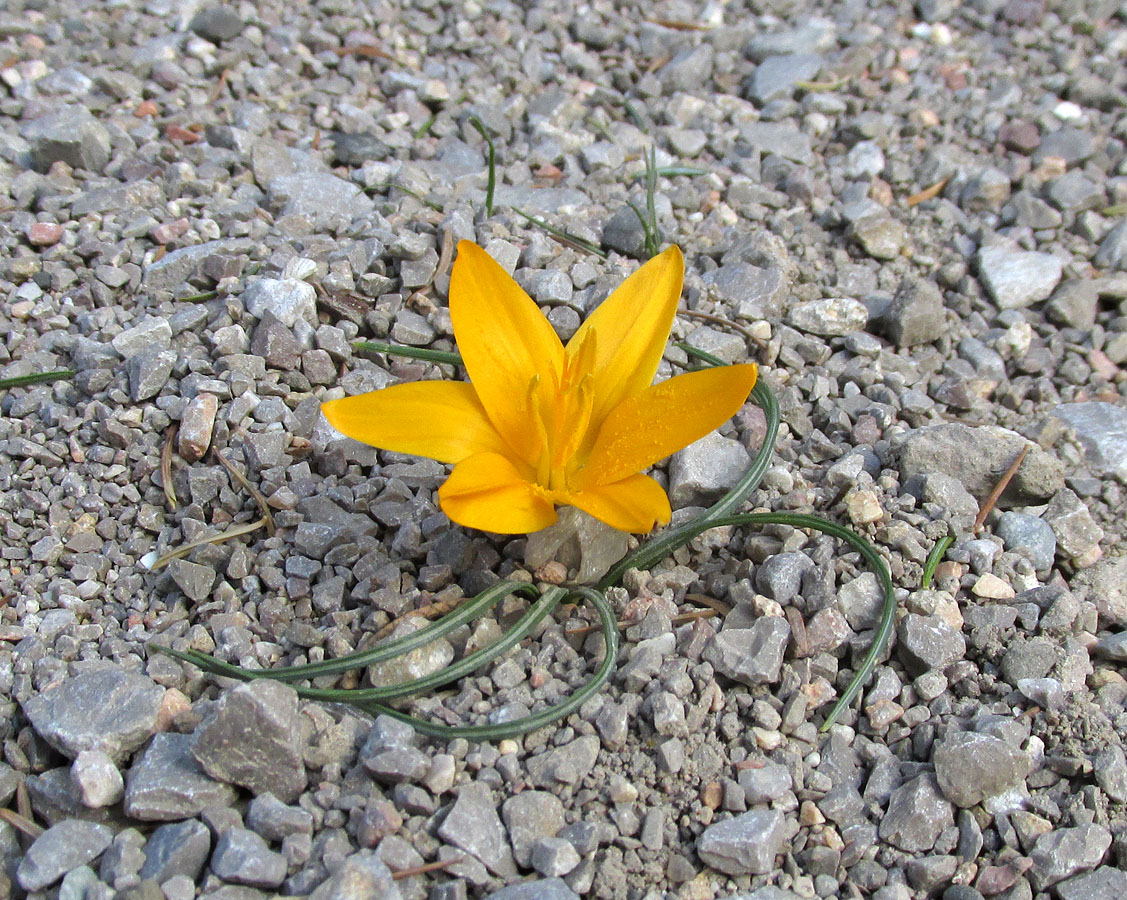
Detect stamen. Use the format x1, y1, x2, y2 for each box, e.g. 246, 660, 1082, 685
526, 375, 552, 487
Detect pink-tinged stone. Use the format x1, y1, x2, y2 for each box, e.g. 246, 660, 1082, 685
150, 217, 191, 245
178, 393, 219, 462
976, 858, 1032, 895
1089, 350, 1118, 381
27, 222, 63, 246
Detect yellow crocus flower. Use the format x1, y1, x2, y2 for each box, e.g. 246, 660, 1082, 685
322, 241, 758, 535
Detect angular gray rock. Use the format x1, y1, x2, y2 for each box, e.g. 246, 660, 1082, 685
21, 668, 164, 764
996, 512, 1056, 571
898, 424, 1063, 504
437, 782, 516, 876
112, 317, 172, 358
601, 205, 648, 257
210, 827, 288, 888
191, 679, 306, 803
1094, 745, 1127, 803
124, 732, 238, 821
738, 760, 793, 803
703, 616, 791, 686
756, 552, 815, 603
1055, 867, 1127, 900
167, 558, 216, 603
481, 879, 579, 900
697, 808, 785, 875
139, 819, 211, 883
702, 262, 787, 319
525, 735, 600, 788
142, 239, 251, 292
1029, 824, 1111, 890
23, 105, 111, 172
786, 297, 868, 336
879, 774, 954, 852
1094, 220, 1127, 270
502, 790, 566, 867
242, 277, 318, 328
658, 43, 714, 92
126, 350, 176, 402
1052, 402, 1127, 481
309, 851, 402, 900
17, 820, 114, 891
530, 837, 581, 877
246, 792, 314, 841
897, 614, 966, 675
266, 172, 374, 230
747, 53, 823, 103
977, 246, 1062, 309
1072, 557, 1127, 626
71, 749, 125, 808
883, 278, 946, 347
740, 121, 813, 164
933, 731, 1031, 807
849, 213, 906, 260
669, 432, 751, 507
1043, 488, 1104, 563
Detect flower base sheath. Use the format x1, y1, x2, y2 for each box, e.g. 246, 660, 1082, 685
322, 241, 758, 535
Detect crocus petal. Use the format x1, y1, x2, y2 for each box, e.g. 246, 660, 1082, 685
449, 241, 565, 464
322, 381, 513, 465
566, 473, 672, 534
438, 451, 558, 534
568, 245, 684, 427
576, 363, 758, 489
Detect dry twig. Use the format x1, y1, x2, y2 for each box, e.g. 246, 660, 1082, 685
0, 807, 42, 840
214, 449, 276, 536
162, 425, 178, 510
906, 176, 950, 207
974, 445, 1030, 533
392, 857, 466, 879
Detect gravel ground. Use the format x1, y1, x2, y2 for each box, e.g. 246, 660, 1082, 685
2, 1, 1127, 898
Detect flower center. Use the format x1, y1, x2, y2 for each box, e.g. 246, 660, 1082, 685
528, 328, 598, 492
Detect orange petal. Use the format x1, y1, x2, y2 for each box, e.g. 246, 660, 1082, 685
568, 245, 684, 428
576, 363, 758, 488
449, 241, 564, 464
438, 451, 558, 534
566, 473, 672, 534
321, 381, 513, 465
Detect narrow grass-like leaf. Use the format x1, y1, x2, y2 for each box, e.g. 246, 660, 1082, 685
468, 115, 496, 216
644, 143, 659, 258
0, 369, 75, 390
635, 165, 710, 179
415, 112, 438, 138
625, 200, 657, 260
512, 209, 608, 258
386, 182, 443, 212
921, 534, 954, 589
155, 339, 895, 741
353, 340, 463, 366
623, 99, 648, 133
